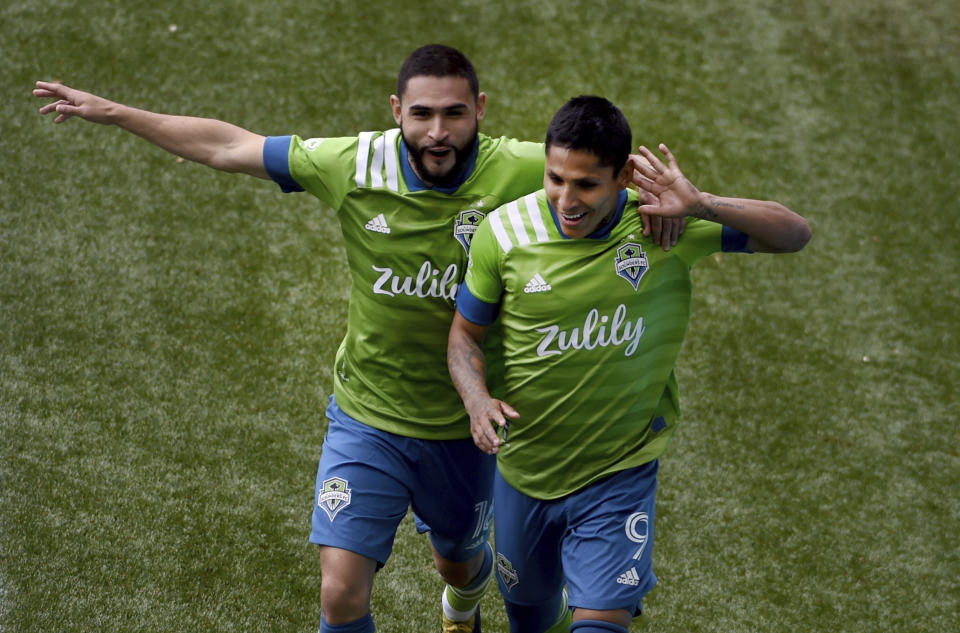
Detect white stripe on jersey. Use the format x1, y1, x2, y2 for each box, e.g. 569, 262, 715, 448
507, 200, 531, 246
524, 193, 550, 242
356, 131, 373, 187
489, 210, 514, 253
370, 134, 385, 188
384, 129, 400, 191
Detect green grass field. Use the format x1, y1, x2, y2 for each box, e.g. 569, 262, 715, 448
2, 0, 958, 631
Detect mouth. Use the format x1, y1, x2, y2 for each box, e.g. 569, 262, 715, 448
560, 210, 588, 223
425, 146, 452, 160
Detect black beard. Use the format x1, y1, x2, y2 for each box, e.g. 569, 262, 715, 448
401, 123, 479, 187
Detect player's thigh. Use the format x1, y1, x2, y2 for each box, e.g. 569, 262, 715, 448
410, 436, 496, 561
562, 460, 659, 614
310, 413, 414, 565
492, 467, 566, 605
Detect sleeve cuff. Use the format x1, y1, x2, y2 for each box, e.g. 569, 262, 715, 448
721, 225, 753, 253
263, 135, 303, 193
455, 283, 500, 326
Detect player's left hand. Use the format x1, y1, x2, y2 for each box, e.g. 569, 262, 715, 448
635, 144, 701, 219
629, 152, 684, 250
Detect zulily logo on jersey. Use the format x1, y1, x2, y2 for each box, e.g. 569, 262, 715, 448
535, 304, 645, 358
372, 261, 459, 300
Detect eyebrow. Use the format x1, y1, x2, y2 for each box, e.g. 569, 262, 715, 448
547, 169, 601, 186
408, 103, 470, 114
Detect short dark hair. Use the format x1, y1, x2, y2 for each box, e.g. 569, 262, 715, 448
545, 96, 632, 172
397, 44, 480, 101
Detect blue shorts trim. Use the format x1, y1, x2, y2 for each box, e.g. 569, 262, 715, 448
310, 396, 495, 565
493, 461, 659, 614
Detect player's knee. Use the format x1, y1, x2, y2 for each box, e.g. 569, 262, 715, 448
318, 548, 376, 622
320, 576, 371, 623
433, 548, 483, 587
434, 556, 473, 587
504, 594, 567, 633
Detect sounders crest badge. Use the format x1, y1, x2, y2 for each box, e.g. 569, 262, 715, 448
615, 242, 649, 291
318, 476, 352, 521
496, 552, 520, 591
454, 208, 486, 253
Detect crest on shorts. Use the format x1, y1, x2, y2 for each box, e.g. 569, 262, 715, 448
318, 476, 352, 521
496, 552, 519, 591
614, 242, 648, 291
454, 208, 486, 253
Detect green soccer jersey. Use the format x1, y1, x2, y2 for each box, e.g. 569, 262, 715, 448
461, 188, 746, 498
264, 131, 545, 439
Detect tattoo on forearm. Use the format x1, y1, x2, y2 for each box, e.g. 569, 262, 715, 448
692, 201, 718, 221
709, 197, 746, 210
694, 197, 745, 220
449, 333, 488, 404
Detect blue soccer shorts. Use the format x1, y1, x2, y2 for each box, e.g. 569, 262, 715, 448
309, 396, 495, 565
493, 460, 659, 615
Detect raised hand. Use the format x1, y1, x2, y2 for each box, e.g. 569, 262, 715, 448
34, 81, 116, 125
628, 148, 685, 249
635, 143, 701, 218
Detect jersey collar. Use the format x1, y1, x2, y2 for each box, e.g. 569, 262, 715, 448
547, 189, 628, 240
398, 136, 480, 193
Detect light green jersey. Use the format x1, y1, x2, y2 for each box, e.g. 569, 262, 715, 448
463, 189, 735, 498
270, 131, 544, 439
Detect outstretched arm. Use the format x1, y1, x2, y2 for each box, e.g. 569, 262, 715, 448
447, 311, 517, 455
635, 144, 811, 253
34, 81, 269, 179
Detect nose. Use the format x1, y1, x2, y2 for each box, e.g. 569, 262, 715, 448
428, 116, 447, 142
558, 185, 578, 212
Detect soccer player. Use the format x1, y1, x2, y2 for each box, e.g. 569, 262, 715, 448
34, 46, 679, 633
447, 96, 811, 633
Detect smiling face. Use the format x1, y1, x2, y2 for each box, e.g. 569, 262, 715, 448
544, 144, 631, 239
391, 75, 485, 187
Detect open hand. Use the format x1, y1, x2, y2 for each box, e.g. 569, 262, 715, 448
34, 81, 115, 125
635, 144, 700, 218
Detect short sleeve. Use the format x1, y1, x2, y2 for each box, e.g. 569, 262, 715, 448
264, 134, 360, 209
457, 218, 504, 325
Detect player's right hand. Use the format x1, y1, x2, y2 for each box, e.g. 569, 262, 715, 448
34, 81, 115, 125
467, 398, 519, 455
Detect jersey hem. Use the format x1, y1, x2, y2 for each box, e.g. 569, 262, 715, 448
333, 388, 473, 441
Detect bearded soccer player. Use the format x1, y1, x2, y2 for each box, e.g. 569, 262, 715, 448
447, 96, 811, 633
34, 46, 682, 633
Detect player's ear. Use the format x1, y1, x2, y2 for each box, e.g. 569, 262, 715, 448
616, 161, 632, 188
475, 92, 486, 121
390, 94, 402, 125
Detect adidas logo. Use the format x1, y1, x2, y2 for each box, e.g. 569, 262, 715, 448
616, 567, 640, 586
365, 214, 391, 234
523, 273, 552, 294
